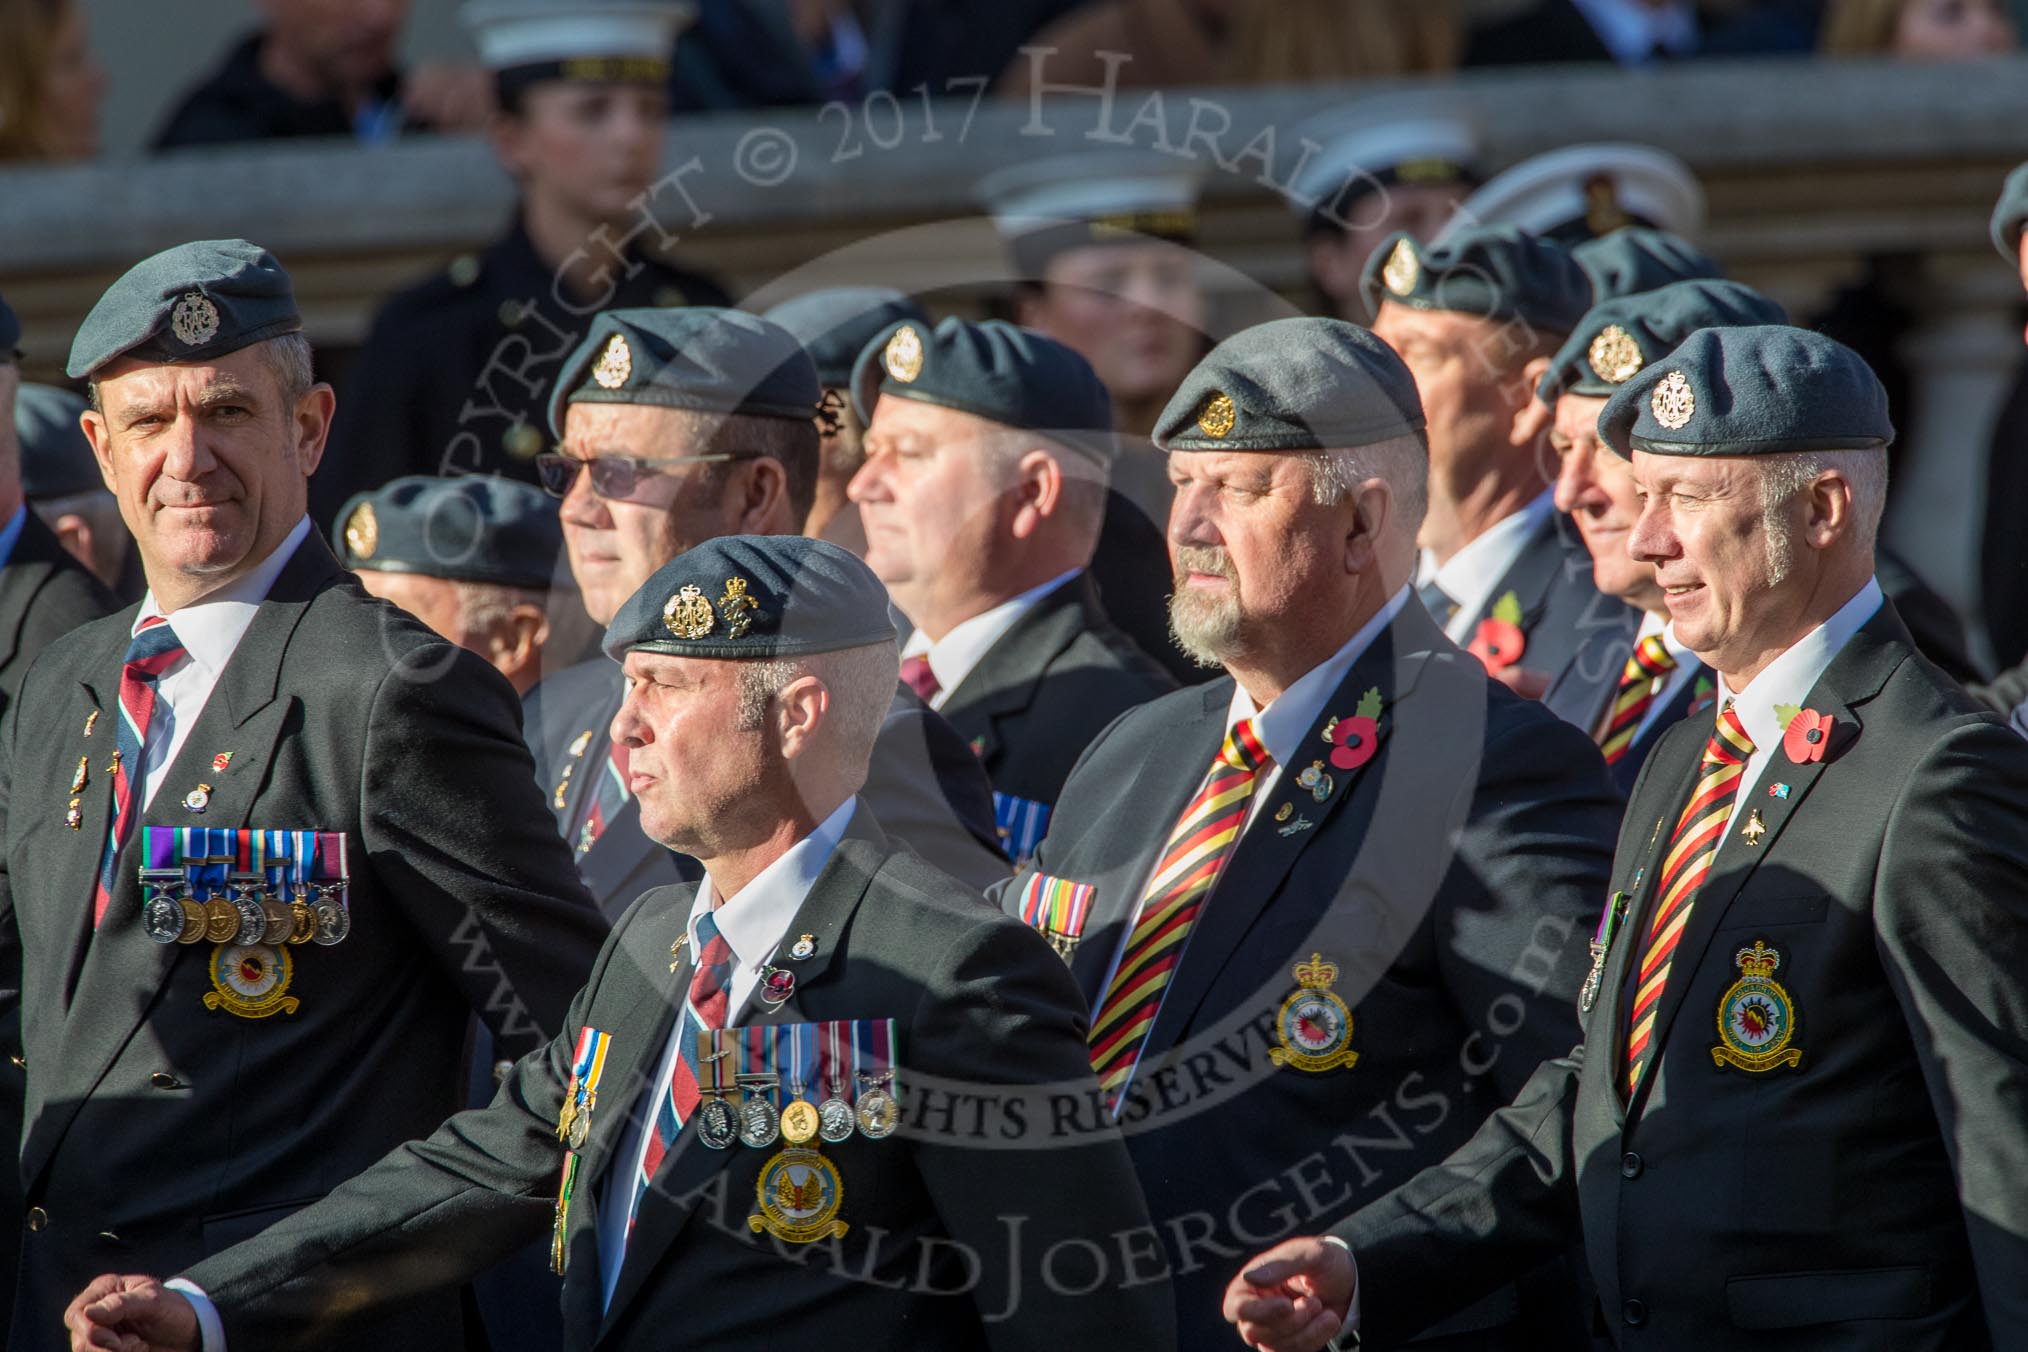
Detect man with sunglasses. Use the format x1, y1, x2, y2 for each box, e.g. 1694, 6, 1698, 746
524, 307, 1008, 916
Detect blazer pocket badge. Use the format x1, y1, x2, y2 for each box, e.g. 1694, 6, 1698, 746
1014, 872, 1096, 962
1269, 953, 1358, 1073
1711, 940, 1804, 1074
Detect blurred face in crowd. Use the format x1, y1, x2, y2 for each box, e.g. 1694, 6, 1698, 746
1371, 300, 1548, 502
42, 2, 106, 160
358, 569, 550, 695
556, 403, 784, 626
1551, 392, 1662, 612
260, 0, 407, 92
81, 345, 332, 609
1019, 242, 1205, 420
612, 651, 790, 858
1893, 0, 2015, 58
494, 82, 667, 226
1306, 184, 1468, 322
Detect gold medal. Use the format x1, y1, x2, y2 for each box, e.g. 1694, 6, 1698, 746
176, 898, 208, 944
288, 899, 316, 944
781, 1098, 819, 1145
202, 898, 240, 944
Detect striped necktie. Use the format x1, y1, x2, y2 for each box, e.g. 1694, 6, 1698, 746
94, 618, 187, 928
577, 741, 632, 855
900, 654, 940, 703
1089, 719, 1268, 1110
1418, 579, 1459, 628
1599, 635, 1678, 765
1624, 704, 1754, 1095
628, 910, 734, 1226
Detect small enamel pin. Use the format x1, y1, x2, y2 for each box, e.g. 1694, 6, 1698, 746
1277, 816, 1314, 837
183, 784, 212, 813
758, 967, 795, 1008
211, 752, 233, 773
1768, 782, 1792, 800
1741, 809, 1766, 846
669, 930, 690, 973
65, 798, 82, 830
70, 757, 88, 795
83, 711, 98, 738
1274, 802, 1294, 823
788, 933, 817, 961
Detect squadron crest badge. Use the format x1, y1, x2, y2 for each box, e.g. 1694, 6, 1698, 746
749, 1148, 849, 1243
1711, 939, 1804, 1074
1269, 953, 1358, 1073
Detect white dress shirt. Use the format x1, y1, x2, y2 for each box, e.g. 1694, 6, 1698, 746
1089, 586, 1412, 1108
899, 569, 1083, 708
1625, 609, 1703, 745
1416, 491, 1554, 646
1571, 0, 1699, 63
132, 517, 312, 809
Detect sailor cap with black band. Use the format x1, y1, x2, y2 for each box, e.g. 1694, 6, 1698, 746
1439, 142, 1705, 247
1598, 325, 1893, 459
67, 239, 301, 379
1286, 94, 1482, 233
547, 306, 821, 439
1572, 227, 1724, 305
1361, 224, 1593, 337
978, 152, 1202, 279
1153, 317, 1425, 454
1991, 160, 2028, 265
463, 0, 693, 105
1538, 279, 1788, 405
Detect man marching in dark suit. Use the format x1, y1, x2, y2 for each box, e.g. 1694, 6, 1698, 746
520, 307, 1006, 912
1538, 279, 1787, 793
1227, 326, 2028, 1352
65, 535, 1173, 1352
1365, 226, 1640, 712
994, 318, 1620, 1349
848, 317, 1175, 864
0, 240, 607, 1351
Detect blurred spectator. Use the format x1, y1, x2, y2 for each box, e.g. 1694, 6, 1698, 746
0, 0, 106, 162
151, 0, 491, 150
1441, 142, 1705, 245
15, 382, 134, 596
1464, 0, 1821, 67
1819, 0, 2016, 56
670, 0, 1086, 111
1000, 0, 1459, 93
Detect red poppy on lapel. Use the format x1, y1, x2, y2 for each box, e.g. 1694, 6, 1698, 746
1467, 591, 1526, 673
1328, 687, 1385, 771
1782, 708, 1833, 764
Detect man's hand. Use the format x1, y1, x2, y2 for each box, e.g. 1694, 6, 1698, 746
64, 1275, 199, 1352
1222, 1236, 1357, 1352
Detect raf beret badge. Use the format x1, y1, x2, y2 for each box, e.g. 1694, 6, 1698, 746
1651, 370, 1696, 430
883, 324, 924, 383
1197, 391, 1236, 439
717, 577, 763, 638
170, 292, 221, 348
344, 502, 378, 560
592, 333, 633, 390
1587, 325, 1644, 385
663, 584, 716, 640
1382, 238, 1420, 297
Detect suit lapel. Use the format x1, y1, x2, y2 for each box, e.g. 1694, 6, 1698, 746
1464, 511, 1562, 634
938, 575, 1096, 763
50, 623, 134, 1009
558, 680, 622, 851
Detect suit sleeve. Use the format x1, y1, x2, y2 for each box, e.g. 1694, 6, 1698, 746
866, 704, 1011, 893
1966, 656, 2028, 717
361, 642, 609, 1058
985, 702, 1140, 915
907, 916, 1176, 1352
1875, 717, 2028, 1338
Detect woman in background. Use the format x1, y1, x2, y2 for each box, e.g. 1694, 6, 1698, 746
1820, 0, 2017, 58
0, 0, 106, 161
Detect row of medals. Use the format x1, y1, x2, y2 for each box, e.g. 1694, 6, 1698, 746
141, 881, 352, 948
556, 1068, 899, 1153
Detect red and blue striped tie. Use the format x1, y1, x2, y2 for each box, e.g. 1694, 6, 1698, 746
94, 617, 186, 928
626, 910, 734, 1229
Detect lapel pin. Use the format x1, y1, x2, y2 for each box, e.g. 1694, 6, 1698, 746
1296, 761, 1333, 803
1781, 708, 1833, 765
183, 784, 212, 813
788, 933, 817, 961
758, 967, 795, 1008
1741, 809, 1766, 846
1768, 782, 1791, 800
669, 930, 690, 973
70, 757, 88, 795
211, 752, 233, 773
1326, 688, 1384, 772
1274, 802, 1293, 823
1468, 592, 1527, 673
1277, 816, 1315, 838
65, 798, 82, 831
83, 710, 98, 738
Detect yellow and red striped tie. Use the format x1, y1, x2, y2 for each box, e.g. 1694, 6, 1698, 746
1624, 704, 1754, 1096
1089, 719, 1269, 1109
1599, 635, 1678, 765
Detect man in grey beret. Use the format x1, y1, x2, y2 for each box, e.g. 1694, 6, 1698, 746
69, 533, 1174, 1352
1229, 325, 2028, 1352
1365, 224, 1636, 722
1570, 227, 1722, 304
335, 474, 587, 698
848, 316, 1176, 865
524, 306, 1008, 913
16, 384, 134, 597
993, 315, 1619, 1350
5, 239, 606, 1349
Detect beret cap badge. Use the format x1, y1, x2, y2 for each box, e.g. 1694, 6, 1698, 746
1587, 325, 1644, 385
1651, 370, 1696, 430
1381, 238, 1420, 297
717, 577, 763, 638
883, 324, 924, 383
170, 292, 221, 348
592, 333, 633, 390
663, 584, 717, 640
1196, 392, 1237, 439
344, 502, 379, 560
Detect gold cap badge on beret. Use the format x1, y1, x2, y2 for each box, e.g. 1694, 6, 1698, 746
344, 502, 379, 560
170, 292, 221, 348
1197, 392, 1237, 439
1382, 238, 1420, 297
1651, 370, 1696, 430
883, 325, 924, 383
663, 584, 716, 640
717, 577, 762, 638
1587, 325, 1644, 385
592, 333, 633, 390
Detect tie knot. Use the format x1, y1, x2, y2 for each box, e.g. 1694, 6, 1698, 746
1633, 634, 1677, 679
899, 653, 940, 702
123, 618, 186, 676
693, 910, 732, 963
1220, 718, 1268, 773
1705, 707, 1754, 767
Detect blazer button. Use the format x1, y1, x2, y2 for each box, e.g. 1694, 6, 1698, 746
1622, 1298, 1647, 1326
24, 1207, 47, 1232
149, 1072, 184, 1090
8, 1055, 23, 1070
1620, 1151, 1643, 1179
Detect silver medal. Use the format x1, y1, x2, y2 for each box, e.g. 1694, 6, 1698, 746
817, 1094, 855, 1144
313, 900, 351, 946
231, 893, 267, 946
738, 1094, 781, 1149
856, 1082, 899, 1140
142, 896, 186, 944
696, 1097, 739, 1149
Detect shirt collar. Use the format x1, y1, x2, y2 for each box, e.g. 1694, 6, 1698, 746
135, 516, 311, 676
900, 568, 1083, 695
0, 504, 27, 571
1716, 577, 1883, 756
1226, 585, 1413, 766
690, 796, 856, 976
1419, 489, 1554, 603
1636, 608, 1699, 667
1570, 0, 1699, 62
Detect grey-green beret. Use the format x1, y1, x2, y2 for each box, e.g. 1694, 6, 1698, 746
1572, 228, 1723, 304
1600, 325, 1892, 458
335, 475, 562, 591
761, 287, 927, 388
1539, 279, 1788, 404
1154, 317, 1425, 453
850, 316, 1114, 462
601, 533, 896, 661
1361, 225, 1591, 336
1992, 161, 2028, 265
547, 307, 820, 438
15, 384, 100, 499
67, 239, 301, 379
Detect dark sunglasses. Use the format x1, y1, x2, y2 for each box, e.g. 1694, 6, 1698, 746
535, 451, 744, 502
